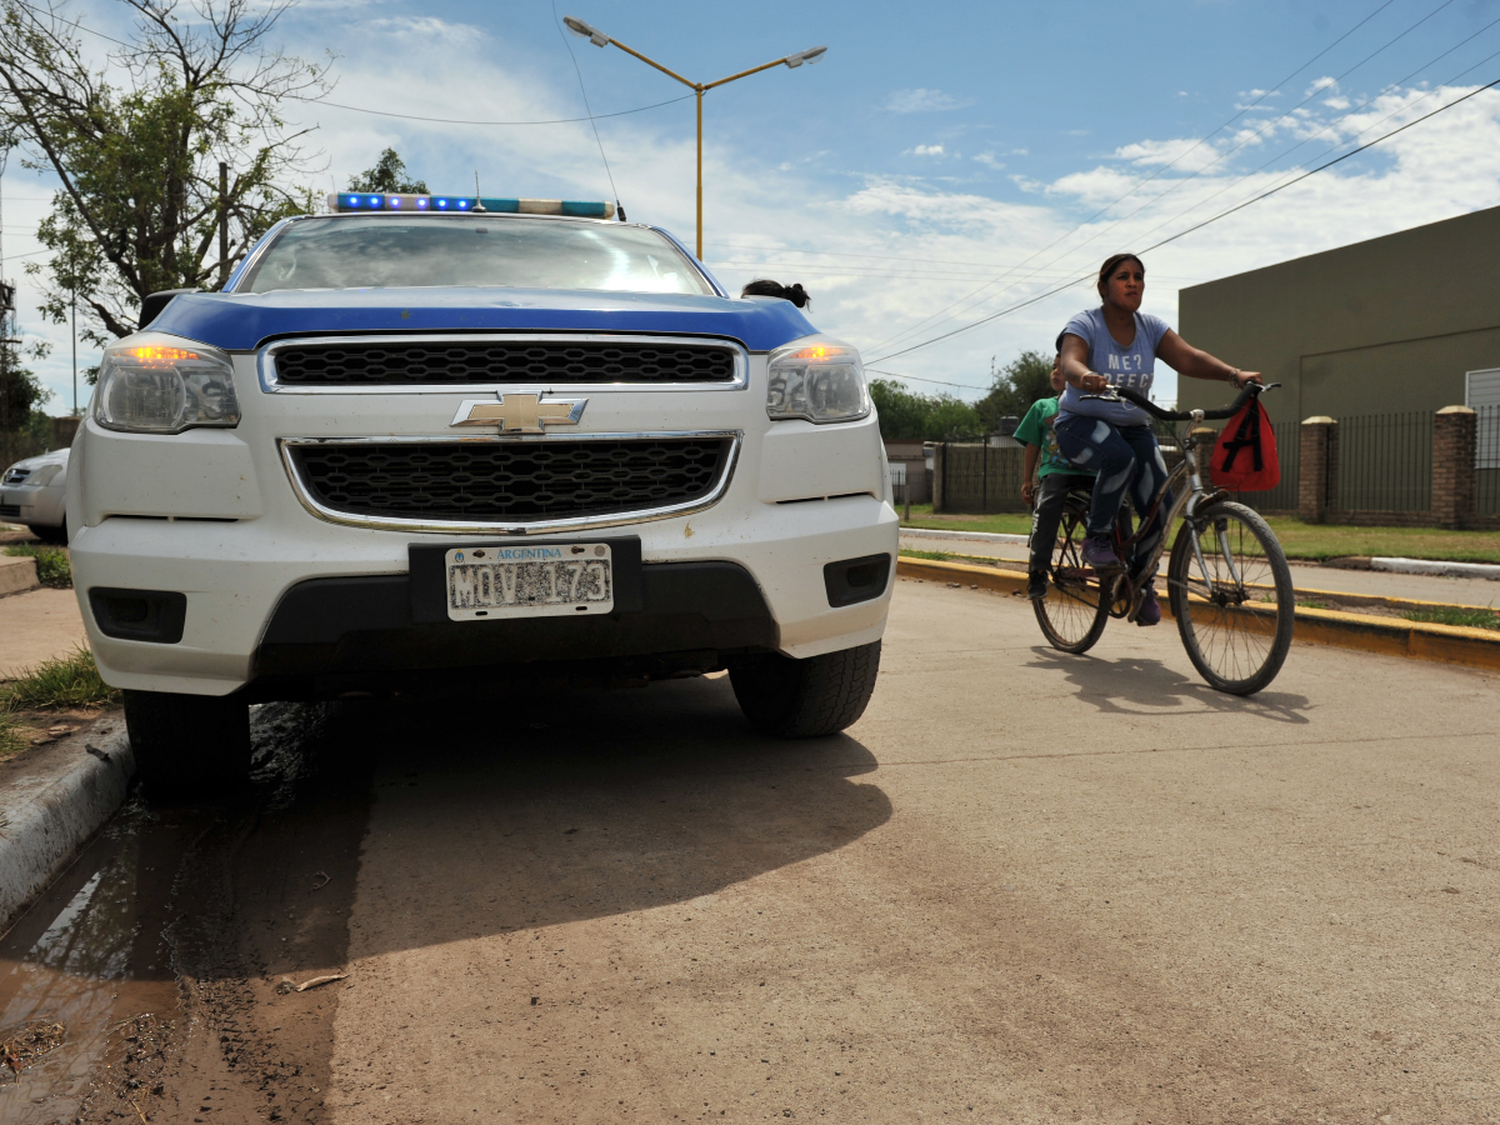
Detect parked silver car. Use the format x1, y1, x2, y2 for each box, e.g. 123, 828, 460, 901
0, 447, 69, 542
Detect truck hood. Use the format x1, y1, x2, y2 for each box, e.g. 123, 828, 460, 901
146, 288, 820, 353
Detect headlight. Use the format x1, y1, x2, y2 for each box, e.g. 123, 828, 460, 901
767, 336, 870, 424
24, 464, 64, 487
94, 332, 240, 434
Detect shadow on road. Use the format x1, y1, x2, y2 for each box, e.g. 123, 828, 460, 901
1025, 646, 1312, 724
324, 672, 891, 957
0, 674, 890, 1121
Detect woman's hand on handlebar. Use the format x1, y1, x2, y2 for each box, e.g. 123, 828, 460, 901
1077, 371, 1109, 393
1231, 369, 1264, 390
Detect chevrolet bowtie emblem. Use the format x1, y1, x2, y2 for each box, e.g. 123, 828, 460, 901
449, 392, 588, 434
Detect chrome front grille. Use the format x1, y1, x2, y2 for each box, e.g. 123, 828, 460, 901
268, 338, 739, 387
284, 435, 737, 530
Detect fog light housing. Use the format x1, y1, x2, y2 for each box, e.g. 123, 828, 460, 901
823, 553, 890, 607
88, 588, 187, 643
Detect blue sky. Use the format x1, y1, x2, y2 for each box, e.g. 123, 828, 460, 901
4, 0, 1500, 414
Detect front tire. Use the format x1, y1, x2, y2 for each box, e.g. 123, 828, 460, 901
123, 689, 252, 803
1033, 493, 1112, 654
730, 641, 882, 738
1167, 501, 1294, 695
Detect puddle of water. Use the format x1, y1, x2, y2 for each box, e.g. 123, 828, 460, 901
0, 802, 183, 1123
0, 701, 362, 1121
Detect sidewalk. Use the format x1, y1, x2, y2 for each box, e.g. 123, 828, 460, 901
899, 531, 1500, 609
0, 586, 90, 681
1, 579, 132, 932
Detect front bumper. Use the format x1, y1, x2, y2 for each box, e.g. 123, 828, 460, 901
69, 493, 896, 697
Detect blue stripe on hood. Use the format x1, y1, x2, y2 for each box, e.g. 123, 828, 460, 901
145, 288, 820, 352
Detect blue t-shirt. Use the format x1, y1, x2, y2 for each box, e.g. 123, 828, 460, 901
1055, 307, 1172, 427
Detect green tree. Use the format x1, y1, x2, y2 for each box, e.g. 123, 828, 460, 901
349, 148, 427, 194
869, 379, 984, 441
0, 0, 329, 346
976, 349, 1055, 432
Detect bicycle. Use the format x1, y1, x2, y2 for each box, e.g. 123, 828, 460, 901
1032, 382, 1295, 696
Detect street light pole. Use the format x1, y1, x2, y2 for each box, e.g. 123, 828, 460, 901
564, 17, 825, 260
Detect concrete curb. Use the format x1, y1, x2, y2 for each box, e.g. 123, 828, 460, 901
0, 715, 136, 930
0, 555, 39, 599
1372, 557, 1500, 581
895, 557, 1500, 673
900, 528, 1029, 545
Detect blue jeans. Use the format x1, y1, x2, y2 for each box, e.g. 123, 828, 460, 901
1052, 416, 1172, 572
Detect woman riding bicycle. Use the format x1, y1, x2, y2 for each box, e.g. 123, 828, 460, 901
1054, 253, 1260, 626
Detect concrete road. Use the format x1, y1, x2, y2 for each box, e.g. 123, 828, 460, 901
5, 581, 1496, 1123
901, 531, 1500, 607
323, 581, 1498, 1124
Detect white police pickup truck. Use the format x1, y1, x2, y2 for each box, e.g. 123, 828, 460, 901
68, 193, 897, 797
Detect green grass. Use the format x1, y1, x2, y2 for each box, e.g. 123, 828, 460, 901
0, 646, 118, 712
901, 504, 1500, 563
0, 713, 25, 758
898, 547, 955, 561
1401, 606, 1500, 630
900, 505, 1033, 537
3, 544, 72, 587
1257, 518, 1500, 564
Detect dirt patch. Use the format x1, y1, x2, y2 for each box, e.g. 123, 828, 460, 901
0, 706, 118, 764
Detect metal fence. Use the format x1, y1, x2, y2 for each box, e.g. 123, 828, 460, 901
1479, 404, 1500, 517
888, 461, 908, 507
1335, 410, 1433, 512
938, 443, 1028, 513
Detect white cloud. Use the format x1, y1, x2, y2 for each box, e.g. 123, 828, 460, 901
1307, 76, 1339, 95
9, 3, 1500, 415
884, 88, 975, 114
362, 15, 485, 41
1113, 137, 1222, 172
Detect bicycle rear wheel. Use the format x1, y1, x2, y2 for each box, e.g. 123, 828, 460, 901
1034, 494, 1112, 654
1167, 500, 1294, 695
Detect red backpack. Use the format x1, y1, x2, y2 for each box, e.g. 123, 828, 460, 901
1212, 396, 1280, 492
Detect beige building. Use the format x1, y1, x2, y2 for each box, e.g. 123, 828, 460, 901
1177, 204, 1500, 422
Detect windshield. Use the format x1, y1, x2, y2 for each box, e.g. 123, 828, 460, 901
240, 216, 714, 296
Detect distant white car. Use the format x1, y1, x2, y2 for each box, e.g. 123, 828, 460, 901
0, 446, 69, 543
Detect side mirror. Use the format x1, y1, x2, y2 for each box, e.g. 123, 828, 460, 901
139, 289, 200, 330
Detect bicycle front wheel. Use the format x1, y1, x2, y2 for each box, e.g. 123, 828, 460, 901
1034, 494, 1112, 654
1167, 500, 1294, 695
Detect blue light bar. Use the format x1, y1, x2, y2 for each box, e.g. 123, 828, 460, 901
327, 193, 615, 218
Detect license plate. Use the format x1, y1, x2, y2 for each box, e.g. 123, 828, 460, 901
444, 543, 614, 621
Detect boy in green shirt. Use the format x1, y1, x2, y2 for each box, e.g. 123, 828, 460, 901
1014, 355, 1098, 600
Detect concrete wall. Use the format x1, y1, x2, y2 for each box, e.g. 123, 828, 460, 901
1178, 205, 1500, 421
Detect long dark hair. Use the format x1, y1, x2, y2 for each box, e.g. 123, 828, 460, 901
1096, 254, 1144, 299
741, 279, 810, 308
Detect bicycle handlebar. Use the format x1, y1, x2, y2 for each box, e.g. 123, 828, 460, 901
1081, 381, 1278, 423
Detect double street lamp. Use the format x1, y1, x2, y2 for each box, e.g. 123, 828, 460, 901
564, 16, 826, 260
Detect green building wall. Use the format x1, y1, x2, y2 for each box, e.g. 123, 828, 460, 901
1177, 205, 1500, 421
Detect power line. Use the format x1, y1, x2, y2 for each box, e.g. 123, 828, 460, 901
863, 0, 1465, 357
867, 74, 1500, 364
867, 368, 990, 393
6, 0, 696, 127
1117, 37, 1500, 256
286, 91, 696, 127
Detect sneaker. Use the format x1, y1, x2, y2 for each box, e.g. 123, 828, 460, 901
1027, 573, 1047, 600
1136, 587, 1161, 627
1080, 534, 1123, 571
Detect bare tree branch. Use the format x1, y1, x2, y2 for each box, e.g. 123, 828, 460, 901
0, 0, 328, 339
